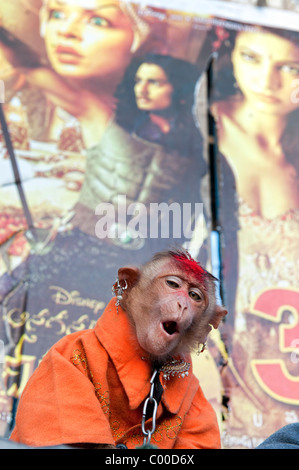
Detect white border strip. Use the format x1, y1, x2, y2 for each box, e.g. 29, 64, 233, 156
140, 0, 299, 32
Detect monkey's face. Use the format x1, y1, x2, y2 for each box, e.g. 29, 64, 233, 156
124, 260, 214, 362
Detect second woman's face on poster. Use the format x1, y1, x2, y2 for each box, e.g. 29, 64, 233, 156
134, 63, 174, 111
43, 0, 134, 80
231, 30, 299, 115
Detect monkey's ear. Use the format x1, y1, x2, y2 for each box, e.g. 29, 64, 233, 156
118, 266, 141, 290
209, 305, 227, 330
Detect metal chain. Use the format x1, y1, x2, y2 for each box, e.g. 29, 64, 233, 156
141, 369, 159, 446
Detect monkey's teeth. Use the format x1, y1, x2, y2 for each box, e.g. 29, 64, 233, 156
163, 321, 178, 335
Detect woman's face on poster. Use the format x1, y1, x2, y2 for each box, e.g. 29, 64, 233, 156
42, 0, 134, 79
134, 63, 174, 111
231, 30, 299, 115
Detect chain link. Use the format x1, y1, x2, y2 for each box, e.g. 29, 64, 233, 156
141, 369, 159, 446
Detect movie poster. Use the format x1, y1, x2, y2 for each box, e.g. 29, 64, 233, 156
1, 0, 299, 449
206, 7, 299, 447
0, 0, 213, 438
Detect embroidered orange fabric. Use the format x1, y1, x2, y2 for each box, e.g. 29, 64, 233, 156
10, 299, 220, 449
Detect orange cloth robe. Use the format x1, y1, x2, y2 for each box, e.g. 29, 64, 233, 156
10, 299, 221, 449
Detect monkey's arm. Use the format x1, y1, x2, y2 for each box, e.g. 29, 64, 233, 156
10, 332, 115, 448
173, 385, 221, 449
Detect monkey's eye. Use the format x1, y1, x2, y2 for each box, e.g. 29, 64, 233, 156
166, 279, 179, 288
189, 289, 202, 302
166, 278, 180, 289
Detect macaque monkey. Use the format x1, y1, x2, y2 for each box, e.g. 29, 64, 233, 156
10, 248, 227, 449
118, 249, 226, 363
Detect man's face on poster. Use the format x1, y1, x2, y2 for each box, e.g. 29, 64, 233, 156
134, 63, 174, 112
42, 0, 134, 80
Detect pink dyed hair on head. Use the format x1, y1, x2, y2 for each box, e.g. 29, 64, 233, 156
150, 247, 217, 286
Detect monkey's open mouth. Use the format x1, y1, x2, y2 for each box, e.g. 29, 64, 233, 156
162, 321, 179, 336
